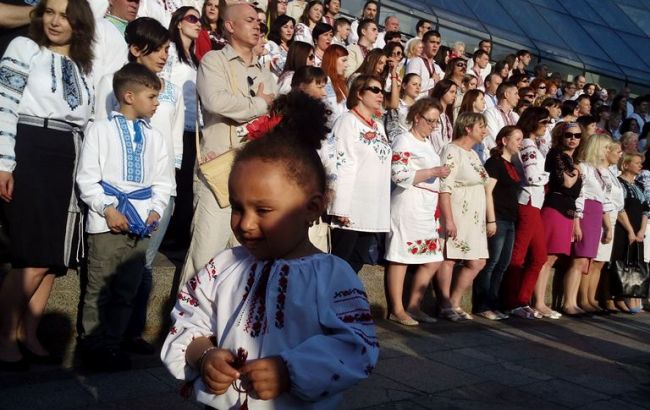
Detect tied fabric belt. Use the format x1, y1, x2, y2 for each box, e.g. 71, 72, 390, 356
100, 181, 157, 238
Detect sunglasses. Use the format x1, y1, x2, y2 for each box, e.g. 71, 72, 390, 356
455, 62, 466, 68
564, 132, 581, 140
363, 86, 383, 94
247, 76, 256, 97
182, 14, 200, 24
391, 51, 403, 57
525, 94, 535, 98
538, 85, 547, 89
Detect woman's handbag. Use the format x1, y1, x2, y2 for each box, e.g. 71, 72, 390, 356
609, 242, 650, 298
195, 126, 235, 209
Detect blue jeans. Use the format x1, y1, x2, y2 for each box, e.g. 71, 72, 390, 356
473, 220, 515, 312
127, 196, 175, 339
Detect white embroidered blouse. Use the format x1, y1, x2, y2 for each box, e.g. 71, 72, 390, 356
0, 37, 94, 172
575, 163, 613, 218
328, 111, 391, 232
161, 247, 379, 410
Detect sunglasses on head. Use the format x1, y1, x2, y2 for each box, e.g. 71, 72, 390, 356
363, 86, 383, 94
247, 76, 256, 97
182, 14, 200, 24
538, 118, 550, 124
564, 132, 581, 139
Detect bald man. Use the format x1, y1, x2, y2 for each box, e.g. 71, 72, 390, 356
179, 2, 278, 286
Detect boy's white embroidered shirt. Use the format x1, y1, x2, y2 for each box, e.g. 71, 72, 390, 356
76, 112, 173, 233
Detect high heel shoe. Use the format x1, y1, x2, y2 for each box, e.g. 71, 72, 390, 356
18, 342, 62, 366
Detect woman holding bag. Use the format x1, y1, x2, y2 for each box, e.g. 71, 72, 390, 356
607, 152, 649, 313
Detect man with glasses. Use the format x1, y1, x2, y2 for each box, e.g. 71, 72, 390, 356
481, 81, 520, 163
374, 15, 400, 49
519, 87, 535, 103
405, 30, 444, 99
562, 81, 578, 101
180, 3, 277, 286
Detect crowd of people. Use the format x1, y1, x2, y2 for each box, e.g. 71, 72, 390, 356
0, 0, 649, 408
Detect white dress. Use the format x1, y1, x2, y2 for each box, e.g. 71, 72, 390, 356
385, 132, 443, 263
328, 111, 391, 232
161, 247, 379, 410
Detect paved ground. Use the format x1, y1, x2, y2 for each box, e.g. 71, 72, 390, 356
1, 311, 649, 410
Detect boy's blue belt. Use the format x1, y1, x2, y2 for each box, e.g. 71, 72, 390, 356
100, 181, 157, 238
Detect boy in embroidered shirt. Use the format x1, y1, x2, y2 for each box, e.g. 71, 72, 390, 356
76, 62, 173, 372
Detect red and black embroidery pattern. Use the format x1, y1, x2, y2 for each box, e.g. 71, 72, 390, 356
243, 261, 273, 337
275, 264, 290, 329
177, 291, 199, 307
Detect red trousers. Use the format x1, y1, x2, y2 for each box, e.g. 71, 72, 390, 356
501, 204, 547, 309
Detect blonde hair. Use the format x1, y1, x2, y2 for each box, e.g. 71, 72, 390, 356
619, 152, 644, 172
453, 112, 486, 140
406, 38, 423, 59
576, 133, 612, 167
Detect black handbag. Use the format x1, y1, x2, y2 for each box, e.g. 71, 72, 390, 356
610, 242, 650, 298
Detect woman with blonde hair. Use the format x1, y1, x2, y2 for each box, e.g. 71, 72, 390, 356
581, 140, 624, 313
563, 133, 613, 316
437, 112, 490, 321
405, 38, 423, 66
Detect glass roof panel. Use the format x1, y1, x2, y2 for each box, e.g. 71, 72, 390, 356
617, 4, 650, 37
584, 0, 645, 36
577, 20, 647, 70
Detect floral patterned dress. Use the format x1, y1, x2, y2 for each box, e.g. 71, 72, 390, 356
440, 143, 489, 259
385, 132, 443, 263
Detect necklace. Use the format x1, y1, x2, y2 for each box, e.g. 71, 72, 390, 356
352, 107, 375, 128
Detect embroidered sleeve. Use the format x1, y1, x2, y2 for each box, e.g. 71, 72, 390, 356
637, 170, 650, 207
328, 116, 358, 218
519, 142, 549, 187
439, 145, 459, 194
0, 37, 38, 172
149, 128, 173, 218
76, 122, 118, 214
574, 163, 587, 219
171, 84, 185, 169
160, 259, 224, 382
390, 150, 415, 188
600, 168, 615, 213
279, 257, 378, 401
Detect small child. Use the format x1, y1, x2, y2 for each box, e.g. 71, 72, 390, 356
332, 17, 351, 46
77, 62, 173, 371
161, 93, 378, 409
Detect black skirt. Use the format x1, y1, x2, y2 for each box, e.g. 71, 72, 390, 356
3, 122, 82, 275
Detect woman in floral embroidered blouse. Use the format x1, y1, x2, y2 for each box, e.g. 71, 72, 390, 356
385, 98, 450, 326
437, 112, 489, 322
329, 75, 391, 273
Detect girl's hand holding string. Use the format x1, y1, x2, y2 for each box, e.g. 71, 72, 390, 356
239, 356, 290, 400
201, 348, 240, 395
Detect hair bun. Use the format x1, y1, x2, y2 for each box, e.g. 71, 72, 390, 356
270, 91, 330, 150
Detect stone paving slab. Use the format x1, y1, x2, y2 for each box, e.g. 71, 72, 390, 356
2, 303, 650, 410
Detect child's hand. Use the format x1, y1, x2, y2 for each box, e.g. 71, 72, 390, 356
146, 211, 160, 229
201, 348, 240, 395
105, 207, 129, 233
240, 356, 289, 400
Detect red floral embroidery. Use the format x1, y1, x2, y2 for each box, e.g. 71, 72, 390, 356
391, 151, 411, 164
206, 258, 219, 279
362, 131, 377, 142
406, 239, 439, 255
177, 291, 199, 307
169, 326, 177, 335
275, 264, 290, 329
244, 261, 273, 337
